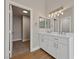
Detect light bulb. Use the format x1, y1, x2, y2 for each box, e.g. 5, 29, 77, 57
48, 14, 51, 18
61, 12, 63, 15
52, 13, 54, 16
23, 10, 28, 13
55, 12, 57, 15
59, 10, 62, 13
57, 13, 60, 16
51, 13, 54, 18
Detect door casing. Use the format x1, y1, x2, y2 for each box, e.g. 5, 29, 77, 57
5, 1, 33, 59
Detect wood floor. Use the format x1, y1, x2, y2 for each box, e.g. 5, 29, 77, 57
11, 49, 55, 59
12, 40, 55, 59
12, 40, 30, 56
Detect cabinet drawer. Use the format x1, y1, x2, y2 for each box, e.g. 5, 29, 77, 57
59, 37, 69, 45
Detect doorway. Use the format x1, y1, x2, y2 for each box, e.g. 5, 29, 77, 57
12, 5, 30, 57
9, 2, 33, 58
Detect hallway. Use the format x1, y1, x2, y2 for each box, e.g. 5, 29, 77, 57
12, 40, 30, 57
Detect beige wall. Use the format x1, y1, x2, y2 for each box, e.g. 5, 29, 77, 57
23, 16, 30, 41
13, 15, 22, 41
13, 15, 30, 42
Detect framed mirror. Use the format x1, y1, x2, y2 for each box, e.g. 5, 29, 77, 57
53, 18, 59, 32
51, 16, 72, 33
39, 17, 50, 29
46, 19, 50, 28
60, 16, 72, 33
39, 17, 46, 28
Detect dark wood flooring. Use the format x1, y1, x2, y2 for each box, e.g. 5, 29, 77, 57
11, 40, 55, 59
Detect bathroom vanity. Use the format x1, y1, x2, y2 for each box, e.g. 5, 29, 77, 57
39, 32, 73, 59
38, 16, 73, 59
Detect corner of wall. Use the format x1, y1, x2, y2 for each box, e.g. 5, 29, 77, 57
30, 46, 40, 52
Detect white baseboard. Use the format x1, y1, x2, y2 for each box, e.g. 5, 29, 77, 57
12, 39, 21, 41
22, 39, 30, 42
31, 47, 40, 52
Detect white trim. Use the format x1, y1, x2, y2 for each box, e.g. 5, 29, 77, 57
5, 0, 9, 59
31, 47, 40, 52
69, 37, 74, 59
9, 4, 14, 58
12, 39, 30, 42
9, 1, 33, 55
9, 1, 32, 11
22, 39, 30, 42
12, 39, 22, 42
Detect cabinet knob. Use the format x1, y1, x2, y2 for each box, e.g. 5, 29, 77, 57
55, 38, 58, 40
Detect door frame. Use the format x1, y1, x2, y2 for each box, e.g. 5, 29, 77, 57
9, 0, 33, 57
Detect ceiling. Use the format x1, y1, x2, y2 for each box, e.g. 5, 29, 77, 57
12, 6, 30, 17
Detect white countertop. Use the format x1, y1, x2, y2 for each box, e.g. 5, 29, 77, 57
38, 32, 74, 38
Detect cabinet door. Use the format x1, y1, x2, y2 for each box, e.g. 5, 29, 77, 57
57, 43, 69, 59
40, 35, 48, 51
48, 37, 58, 58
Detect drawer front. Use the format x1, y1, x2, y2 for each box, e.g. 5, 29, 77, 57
59, 37, 69, 45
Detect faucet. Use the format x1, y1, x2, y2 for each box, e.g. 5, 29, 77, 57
59, 31, 66, 35
47, 29, 52, 33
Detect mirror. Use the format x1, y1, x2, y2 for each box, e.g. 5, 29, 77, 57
39, 16, 72, 33
52, 16, 72, 33
46, 19, 50, 28
60, 16, 71, 33
54, 18, 59, 32
39, 17, 46, 28
39, 17, 50, 29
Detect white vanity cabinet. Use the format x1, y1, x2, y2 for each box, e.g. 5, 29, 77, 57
57, 43, 69, 59
57, 37, 69, 59
39, 33, 70, 59
39, 34, 59, 58
39, 34, 49, 51
48, 36, 58, 58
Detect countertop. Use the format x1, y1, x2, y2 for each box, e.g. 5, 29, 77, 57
38, 32, 74, 38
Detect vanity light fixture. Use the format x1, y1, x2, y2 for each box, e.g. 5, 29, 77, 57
48, 7, 64, 18
23, 10, 28, 13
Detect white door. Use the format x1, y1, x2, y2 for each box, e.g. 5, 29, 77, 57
9, 4, 13, 58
